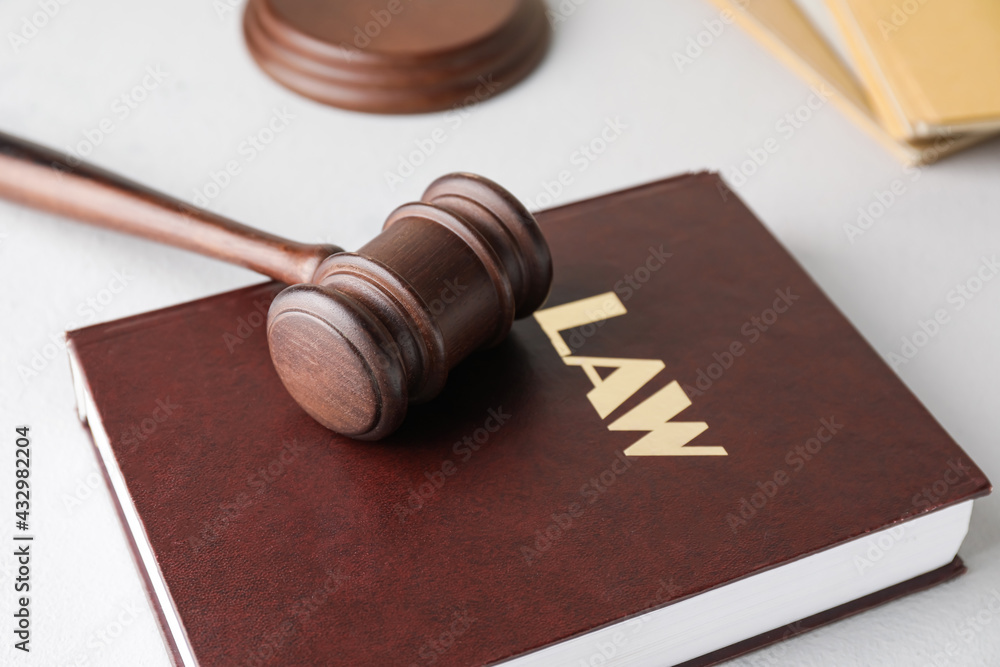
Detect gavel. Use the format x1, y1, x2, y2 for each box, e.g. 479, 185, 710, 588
0, 131, 552, 440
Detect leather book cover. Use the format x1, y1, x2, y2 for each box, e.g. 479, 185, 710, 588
67, 173, 991, 666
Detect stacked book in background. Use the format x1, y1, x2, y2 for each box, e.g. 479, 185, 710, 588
711, 0, 1000, 164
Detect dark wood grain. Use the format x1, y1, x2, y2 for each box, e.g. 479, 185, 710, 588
243, 0, 550, 113
0, 130, 552, 439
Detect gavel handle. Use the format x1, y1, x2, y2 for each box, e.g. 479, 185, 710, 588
0, 131, 340, 284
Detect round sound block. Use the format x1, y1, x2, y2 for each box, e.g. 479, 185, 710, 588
244, 0, 550, 114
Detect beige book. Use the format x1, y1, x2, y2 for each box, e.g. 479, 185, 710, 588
708, 0, 991, 164
825, 0, 1000, 140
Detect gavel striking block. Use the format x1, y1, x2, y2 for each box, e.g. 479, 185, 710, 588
0, 131, 552, 440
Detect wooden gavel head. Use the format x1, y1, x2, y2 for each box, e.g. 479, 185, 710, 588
0, 132, 551, 441
267, 173, 552, 440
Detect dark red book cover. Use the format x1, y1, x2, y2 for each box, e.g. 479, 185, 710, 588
67, 173, 990, 666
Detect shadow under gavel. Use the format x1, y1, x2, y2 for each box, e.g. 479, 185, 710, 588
0, 131, 552, 440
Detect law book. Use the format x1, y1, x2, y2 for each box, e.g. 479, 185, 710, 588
708, 0, 995, 164
823, 0, 1000, 141
66, 173, 990, 666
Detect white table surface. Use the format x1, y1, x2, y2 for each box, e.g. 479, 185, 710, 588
1, 1, 998, 665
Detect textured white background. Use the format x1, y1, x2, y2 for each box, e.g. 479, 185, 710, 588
1, 1, 999, 665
